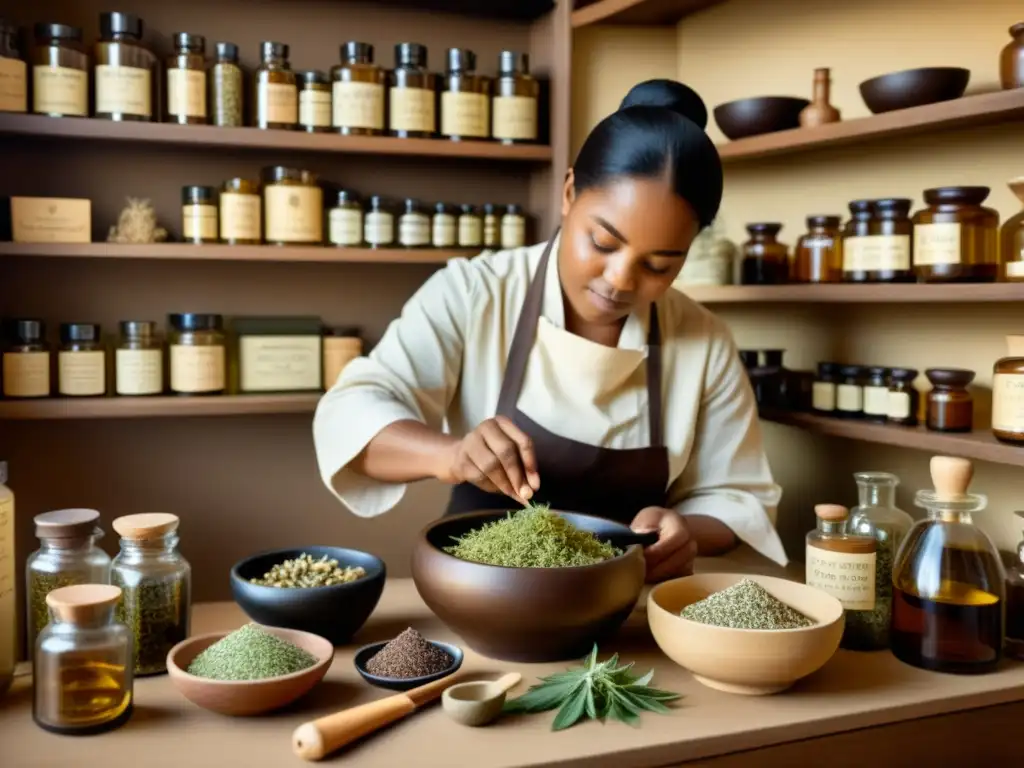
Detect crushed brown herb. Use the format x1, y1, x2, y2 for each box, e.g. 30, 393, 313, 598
365, 628, 453, 679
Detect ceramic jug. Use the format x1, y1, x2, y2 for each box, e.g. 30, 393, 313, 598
799, 68, 841, 128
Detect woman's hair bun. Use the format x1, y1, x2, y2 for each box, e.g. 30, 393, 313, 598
618, 79, 708, 130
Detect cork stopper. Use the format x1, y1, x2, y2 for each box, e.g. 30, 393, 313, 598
814, 503, 849, 522
45, 584, 121, 625
1006, 335, 1024, 358
112, 513, 179, 540
34, 508, 101, 540
930, 456, 973, 501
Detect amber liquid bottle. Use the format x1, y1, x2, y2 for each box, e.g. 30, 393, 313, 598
1006, 510, 1024, 660
94, 12, 158, 122
1001, 177, 1024, 282
740, 223, 789, 285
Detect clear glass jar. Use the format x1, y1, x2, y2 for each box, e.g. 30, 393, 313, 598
458, 204, 483, 248
2, 318, 51, 399
168, 313, 225, 396
398, 199, 430, 248
812, 361, 838, 415
993, 335, 1024, 445
364, 196, 395, 248
0, 461, 14, 696
432, 202, 457, 248
31, 23, 88, 118
862, 366, 889, 423
166, 32, 206, 125
389, 42, 436, 138
0, 17, 27, 114
492, 50, 538, 144
1006, 510, 1024, 660
182, 185, 217, 244
110, 514, 191, 676
26, 508, 111, 649
327, 188, 363, 247
482, 203, 500, 249
913, 187, 999, 283
57, 323, 105, 398
330, 41, 384, 136
836, 365, 864, 418
925, 367, 974, 433
501, 204, 527, 249
740, 223, 788, 285
219, 177, 261, 245
210, 41, 242, 127
115, 320, 162, 397
1001, 178, 1024, 282
298, 69, 331, 133
887, 367, 919, 426
255, 41, 296, 130
441, 47, 489, 141
793, 214, 842, 283
94, 12, 157, 122
845, 198, 914, 283
34, 584, 133, 734
261, 166, 322, 245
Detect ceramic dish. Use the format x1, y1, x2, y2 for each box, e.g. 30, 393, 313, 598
713, 96, 810, 140
859, 67, 970, 113
353, 639, 464, 691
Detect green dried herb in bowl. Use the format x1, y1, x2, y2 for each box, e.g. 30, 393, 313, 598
680, 579, 814, 630
186, 623, 318, 681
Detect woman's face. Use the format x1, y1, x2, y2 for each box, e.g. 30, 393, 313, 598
559, 172, 700, 327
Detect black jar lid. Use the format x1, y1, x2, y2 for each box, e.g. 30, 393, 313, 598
342, 41, 374, 63
403, 198, 425, 214
119, 320, 157, 339
260, 41, 289, 60
839, 365, 864, 378
746, 222, 782, 235
482, 203, 498, 216
60, 322, 100, 344
260, 165, 316, 185
331, 188, 361, 207
6, 318, 44, 343
499, 50, 529, 76
738, 350, 758, 368
300, 69, 329, 86
806, 214, 841, 228
173, 32, 206, 53
847, 199, 872, 217
169, 313, 223, 332
368, 195, 392, 211
888, 367, 918, 382
866, 366, 889, 379
100, 12, 142, 39
215, 41, 239, 61
460, 204, 479, 216
34, 23, 83, 42
872, 198, 913, 217
923, 186, 991, 206
325, 326, 361, 338
505, 203, 523, 216
395, 42, 427, 68
446, 47, 476, 74
434, 202, 456, 215
925, 367, 976, 387
182, 185, 215, 204
816, 361, 839, 376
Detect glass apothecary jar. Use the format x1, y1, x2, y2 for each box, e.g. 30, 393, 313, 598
94, 12, 157, 122
364, 196, 395, 248
26, 508, 111, 649
925, 367, 974, 433
1001, 177, 1024, 282
892, 456, 1005, 674
399, 199, 430, 248
862, 366, 889, 423
2, 318, 51, 399
841, 199, 871, 281
482, 203, 500, 249
327, 188, 363, 247
740, 223, 788, 285
219, 178, 261, 245
166, 33, 206, 125
887, 367, 919, 426
992, 334, 1024, 445
32, 23, 89, 118
441, 48, 489, 141
389, 42, 436, 139
912, 187, 999, 283
168, 313, 225, 396
793, 215, 842, 283
182, 185, 217, 244
110, 513, 190, 676
298, 69, 331, 133
836, 365, 864, 418
502, 204, 527, 249
458, 204, 484, 248
255, 41, 297, 130
812, 361, 839, 415
433, 202, 457, 248
262, 166, 322, 245
1006, 510, 1024, 660
0, 17, 26, 114
492, 50, 538, 144
844, 198, 914, 283
115, 320, 162, 397
57, 323, 105, 398
330, 41, 385, 136
210, 41, 242, 127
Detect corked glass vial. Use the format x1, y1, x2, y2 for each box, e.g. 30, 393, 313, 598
441, 48, 489, 141
0, 17, 27, 113
94, 12, 156, 122
432, 202, 457, 248
57, 323, 105, 397
912, 186, 1000, 283
992, 335, 1024, 445
2, 319, 50, 399
210, 41, 242, 127
925, 367, 974, 433
168, 313, 225, 396
32, 23, 89, 118
298, 70, 331, 133
219, 178, 261, 244
482, 204, 500, 249
364, 196, 395, 248
262, 166, 323, 245
399, 199, 430, 248
886, 368, 919, 427
836, 365, 864, 418
327, 188, 363, 247
166, 33, 207, 125
323, 327, 363, 390
115, 321, 162, 396
492, 50, 539, 144
181, 186, 218, 244
458, 204, 483, 248
501, 204, 527, 249
330, 41, 385, 136
862, 367, 890, 423
255, 41, 297, 130
389, 43, 436, 138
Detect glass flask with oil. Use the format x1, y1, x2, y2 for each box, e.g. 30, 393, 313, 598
1005, 510, 1024, 660
891, 456, 1005, 674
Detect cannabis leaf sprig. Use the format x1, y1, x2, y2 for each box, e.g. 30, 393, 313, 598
502, 645, 681, 730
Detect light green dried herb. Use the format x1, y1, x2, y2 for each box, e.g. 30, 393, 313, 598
680, 579, 814, 630
444, 504, 621, 568
186, 623, 317, 681
249, 552, 366, 588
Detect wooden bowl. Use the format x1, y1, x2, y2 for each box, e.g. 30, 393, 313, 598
713, 96, 810, 140
648, 573, 844, 696
353, 639, 463, 691
859, 67, 970, 114
411, 510, 646, 662
166, 626, 334, 715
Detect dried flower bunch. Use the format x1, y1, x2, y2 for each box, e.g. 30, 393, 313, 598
107, 197, 168, 244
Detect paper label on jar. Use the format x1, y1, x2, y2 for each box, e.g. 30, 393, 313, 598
1007, 259, 1024, 278
483, 216, 499, 248
33, 65, 87, 116
459, 215, 483, 247
299, 89, 332, 128
167, 69, 206, 119
992, 373, 1024, 432
811, 381, 835, 411
332, 80, 384, 130
265, 185, 323, 243
914, 222, 961, 267
116, 348, 162, 395
441, 91, 489, 138
96, 64, 151, 118
492, 95, 537, 141
328, 208, 363, 246
240, 336, 321, 392
432, 214, 456, 247
2, 351, 50, 397
836, 383, 863, 412
58, 350, 106, 397
323, 338, 363, 389
258, 81, 298, 125
843, 235, 910, 273
365, 211, 394, 245
501, 216, 526, 249
389, 87, 435, 133
0, 56, 27, 113
170, 345, 225, 393
182, 204, 218, 241
863, 385, 889, 416
806, 545, 876, 611
887, 391, 911, 420
399, 213, 430, 246
220, 192, 261, 241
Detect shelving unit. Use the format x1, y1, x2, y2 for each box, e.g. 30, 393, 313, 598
0, 395, 320, 421
571, 0, 726, 27
681, 282, 1024, 304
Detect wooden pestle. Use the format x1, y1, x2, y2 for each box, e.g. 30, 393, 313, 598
292, 672, 464, 761
930, 456, 973, 501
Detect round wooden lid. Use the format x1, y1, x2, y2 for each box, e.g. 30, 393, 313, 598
45, 584, 122, 624
112, 513, 179, 540
33, 508, 101, 540
814, 503, 849, 522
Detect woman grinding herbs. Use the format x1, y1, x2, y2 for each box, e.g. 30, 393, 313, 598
313, 79, 787, 580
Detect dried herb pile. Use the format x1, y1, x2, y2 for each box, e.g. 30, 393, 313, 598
113, 572, 189, 676
248, 552, 367, 588
186, 623, 318, 681
365, 627, 453, 679
444, 504, 621, 568
680, 579, 814, 630
29, 572, 85, 648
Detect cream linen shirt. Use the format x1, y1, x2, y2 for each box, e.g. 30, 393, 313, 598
313, 238, 788, 566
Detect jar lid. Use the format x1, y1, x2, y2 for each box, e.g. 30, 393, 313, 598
331, 188, 361, 207
435, 202, 456, 215
173, 32, 206, 52
5, 318, 44, 343
46, 584, 122, 624
925, 367, 975, 387
447, 47, 476, 74
1007, 335, 1024, 357
839, 365, 863, 377
215, 41, 239, 60
738, 350, 758, 367
395, 42, 428, 68
847, 199, 872, 216
814, 503, 848, 522
867, 366, 889, 377
34, 23, 83, 41
806, 214, 840, 228
482, 203, 498, 216
817, 361, 839, 375
746, 222, 782, 235
342, 41, 374, 63
872, 198, 912, 216
222, 177, 259, 193
460, 204, 479, 215
260, 166, 317, 185
300, 69, 329, 86
100, 11, 142, 39
112, 513, 179, 540
499, 50, 529, 76
505, 204, 523, 216
34, 508, 101, 540
261, 40, 289, 60
923, 186, 991, 206
182, 185, 215, 204
403, 198, 424, 214
325, 326, 361, 338
888, 366, 918, 381
59, 322, 100, 344
368, 195, 392, 211
169, 313, 223, 332
119, 320, 157, 338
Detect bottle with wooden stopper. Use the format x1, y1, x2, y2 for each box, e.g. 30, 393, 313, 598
891, 456, 1005, 674
799, 67, 841, 128
992, 335, 1024, 445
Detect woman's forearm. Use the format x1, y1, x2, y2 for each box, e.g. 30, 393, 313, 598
349, 419, 458, 484
685, 514, 738, 556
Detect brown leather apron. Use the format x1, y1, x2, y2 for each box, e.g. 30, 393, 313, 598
445, 234, 671, 525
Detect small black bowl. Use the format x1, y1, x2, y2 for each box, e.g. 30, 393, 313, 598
353, 639, 464, 691
713, 96, 810, 141
230, 546, 386, 645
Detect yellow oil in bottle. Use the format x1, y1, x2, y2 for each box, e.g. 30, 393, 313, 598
35, 657, 132, 732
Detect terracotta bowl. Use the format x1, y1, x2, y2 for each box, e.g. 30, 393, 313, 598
230, 546, 386, 645
166, 626, 334, 715
859, 67, 970, 114
713, 96, 810, 140
411, 510, 646, 662
648, 573, 844, 696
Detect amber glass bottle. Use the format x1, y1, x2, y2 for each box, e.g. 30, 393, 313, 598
32, 23, 89, 118
94, 12, 158, 122
166, 33, 206, 125
992, 335, 1024, 445
1006, 510, 1024, 660
844, 199, 914, 282
925, 368, 975, 433
492, 50, 539, 144
740, 223, 788, 285
887, 367, 919, 427
330, 42, 385, 136
793, 215, 842, 282
255, 41, 297, 130
1001, 177, 1024, 282
389, 43, 436, 139
441, 48, 489, 141
912, 187, 999, 283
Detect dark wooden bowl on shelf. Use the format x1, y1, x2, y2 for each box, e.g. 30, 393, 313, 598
859, 67, 970, 114
713, 96, 811, 140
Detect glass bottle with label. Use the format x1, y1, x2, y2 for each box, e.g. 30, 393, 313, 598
501, 204, 527, 249
812, 361, 838, 415
1006, 510, 1024, 660
398, 199, 430, 248
0, 17, 27, 114
1001, 177, 1024, 282
892, 456, 1005, 674
364, 196, 395, 248
0, 461, 13, 696
492, 50, 538, 144
181, 186, 217, 244
886, 367, 919, 426
793, 215, 842, 283
255, 41, 297, 130
94, 12, 156, 122
441, 48, 489, 141
327, 189, 363, 247
482, 203, 500, 249
323, 327, 363, 390
298, 70, 331, 133
210, 42, 242, 127
115, 321, 162, 397
219, 178, 261, 245
261, 166, 322, 245
862, 366, 889, 423
836, 365, 864, 418
740, 223, 788, 285
841, 199, 871, 281
805, 503, 878, 651
925, 367, 974, 433
390, 43, 436, 139
32, 23, 88, 118
57, 323, 105, 398
912, 187, 999, 283
166, 33, 206, 125
168, 313, 225, 396
992, 335, 1024, 445
432, 203, 457, 248
458, 204, 484, 248
330, 41, 384, 136
2, 319, 50, 399
845, 198, 914, 283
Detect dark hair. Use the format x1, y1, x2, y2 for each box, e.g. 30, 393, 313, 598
572, 79, 722, 229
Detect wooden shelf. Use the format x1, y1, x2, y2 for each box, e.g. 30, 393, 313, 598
680, 282, 1024, 304
0, 243, 472, 265
0, 113, 553, 163
0, 394, 321, 421
717, 89, 1024, 163
571, 0, 725, 27
761, 409, 1024, 469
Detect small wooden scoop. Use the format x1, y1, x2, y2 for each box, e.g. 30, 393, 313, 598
292, 672, 462, 761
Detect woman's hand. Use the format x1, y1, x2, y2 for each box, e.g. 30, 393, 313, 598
437, 416, 541, 505
630, 507, 698, 583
